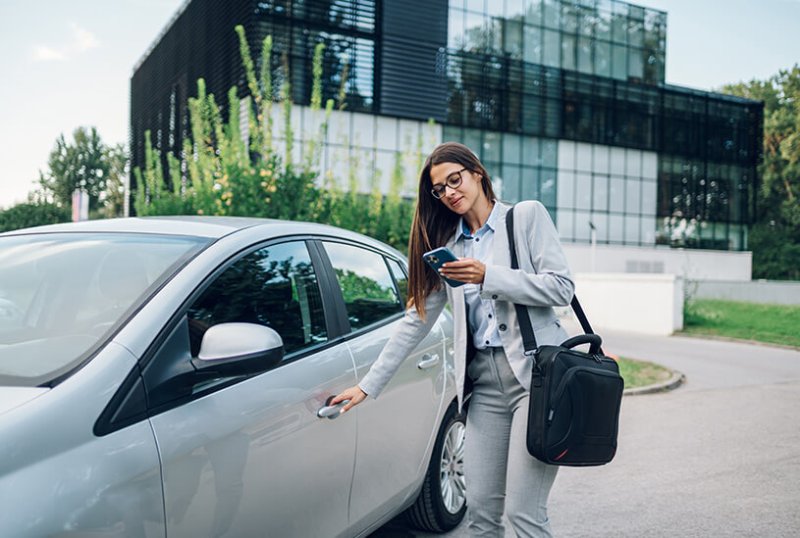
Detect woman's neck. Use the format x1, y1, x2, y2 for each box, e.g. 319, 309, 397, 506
463, 197, 495, 234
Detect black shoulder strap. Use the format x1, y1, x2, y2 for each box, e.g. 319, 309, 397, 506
506, 207, 539, 353
506, 205, 598, 354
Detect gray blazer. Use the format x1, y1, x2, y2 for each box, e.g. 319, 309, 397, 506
359, 200, 574, 411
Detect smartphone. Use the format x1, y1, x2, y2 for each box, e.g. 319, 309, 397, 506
423, 247, 466, 287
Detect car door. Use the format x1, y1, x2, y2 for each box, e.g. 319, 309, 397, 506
318, 240, 446, 528
143, 239, 358, 537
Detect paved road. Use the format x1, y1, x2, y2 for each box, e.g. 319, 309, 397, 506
372, 322, 800, 537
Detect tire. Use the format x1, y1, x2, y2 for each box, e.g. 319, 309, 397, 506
405, 403, 467, 533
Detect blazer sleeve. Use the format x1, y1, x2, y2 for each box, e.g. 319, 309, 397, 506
480, 200, 574, 307
358, 286, 448, 398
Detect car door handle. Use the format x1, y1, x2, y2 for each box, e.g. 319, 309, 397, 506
317, 399, 350, 419
417, 353, 440, 370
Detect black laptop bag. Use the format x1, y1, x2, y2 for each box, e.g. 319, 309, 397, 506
507, 206, 624, 466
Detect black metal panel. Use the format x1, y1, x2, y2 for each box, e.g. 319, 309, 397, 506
378, 0, 448, 122
130, 0, 255, 190
130, 0, 379, 201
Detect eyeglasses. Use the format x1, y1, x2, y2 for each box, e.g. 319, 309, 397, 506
430, 168, 468, 199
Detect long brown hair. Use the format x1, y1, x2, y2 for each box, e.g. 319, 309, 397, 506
407, 142, 496, 319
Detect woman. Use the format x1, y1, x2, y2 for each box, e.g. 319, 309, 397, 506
331, 142, 574, 537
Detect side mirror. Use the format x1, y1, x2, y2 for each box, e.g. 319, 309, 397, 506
191, 322, 284, 377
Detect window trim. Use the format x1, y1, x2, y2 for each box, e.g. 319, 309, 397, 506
384, 256, 409, 307
314, 238, 408, 340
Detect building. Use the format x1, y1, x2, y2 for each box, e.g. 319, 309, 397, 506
130, 0, 763, 267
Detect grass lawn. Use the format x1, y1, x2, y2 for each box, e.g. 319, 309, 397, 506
682, 299, 800, 348
616, 357, 672, 389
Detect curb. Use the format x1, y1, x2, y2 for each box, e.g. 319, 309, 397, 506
623, 370, 685, 396
676, 332, 800, 352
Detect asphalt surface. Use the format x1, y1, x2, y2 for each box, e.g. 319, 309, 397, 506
371, 321, 800, 537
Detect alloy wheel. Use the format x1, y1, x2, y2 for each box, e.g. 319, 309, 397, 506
439, 420, 466, 514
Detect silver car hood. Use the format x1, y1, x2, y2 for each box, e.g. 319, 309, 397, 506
0, 387, 49, 417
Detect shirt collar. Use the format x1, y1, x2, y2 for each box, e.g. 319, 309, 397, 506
456, 200, 503, 241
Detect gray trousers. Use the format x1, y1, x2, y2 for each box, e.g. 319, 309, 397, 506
465, 347, 558, 537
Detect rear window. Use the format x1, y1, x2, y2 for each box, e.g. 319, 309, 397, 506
0, 233, 208, 386
322, 241, 404, 331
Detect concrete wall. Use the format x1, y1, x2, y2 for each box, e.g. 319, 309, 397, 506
571, 273, 684, 335
562, 243, 752, 281
691, 280, 800, 305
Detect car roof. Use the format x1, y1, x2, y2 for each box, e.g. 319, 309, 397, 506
1, 216, 406, 258
2, 216, 270, 238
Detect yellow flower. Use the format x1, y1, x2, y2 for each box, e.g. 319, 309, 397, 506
197, 209, 204, 215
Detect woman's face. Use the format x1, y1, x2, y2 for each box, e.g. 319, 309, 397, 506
429, 162, 486, 215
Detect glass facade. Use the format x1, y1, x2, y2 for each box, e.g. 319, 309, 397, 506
131, 0, 762, 251
251, 0, 377, 111
447, 0, 665, 85
442, 125, 559, 208
440, 0, 761, 251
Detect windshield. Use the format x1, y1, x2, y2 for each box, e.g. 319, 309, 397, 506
0, 232, 209, 386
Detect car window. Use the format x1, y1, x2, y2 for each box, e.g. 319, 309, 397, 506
187, 241, 327, 356
0, 233, 208, 387
323, 242, 403, 331
386, 258, 408, 305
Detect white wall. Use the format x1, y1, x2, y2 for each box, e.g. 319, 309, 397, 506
692, 280, 800, 305
572, 273, 684, 335
562, 243, 752, 281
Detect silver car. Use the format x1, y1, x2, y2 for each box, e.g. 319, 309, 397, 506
0, 217, 467, 537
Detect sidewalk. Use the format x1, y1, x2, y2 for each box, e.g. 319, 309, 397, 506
377, 325, 800, 537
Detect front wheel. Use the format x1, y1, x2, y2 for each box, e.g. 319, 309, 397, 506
405, 403, 467, 532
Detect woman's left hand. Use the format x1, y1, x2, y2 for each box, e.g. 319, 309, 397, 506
439, 258, 486, 284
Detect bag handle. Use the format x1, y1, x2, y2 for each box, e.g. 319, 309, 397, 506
560, 334, 603, 355
505, 205, 604, 356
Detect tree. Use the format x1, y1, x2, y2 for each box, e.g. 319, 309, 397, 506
39, 127, 109, 211
723, 65, 800, 279
101, 143, 128, 218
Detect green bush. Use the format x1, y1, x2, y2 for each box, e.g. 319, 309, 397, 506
0, 202, 70, 233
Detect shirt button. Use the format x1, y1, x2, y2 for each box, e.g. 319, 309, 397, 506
491, 294, 498, 300
488, 314, 493, 319
485, 340, 490, 346
499, 324, 507, 331
475, 237, 480, 242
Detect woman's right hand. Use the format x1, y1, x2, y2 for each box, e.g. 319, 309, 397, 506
330, 385, 367, 414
